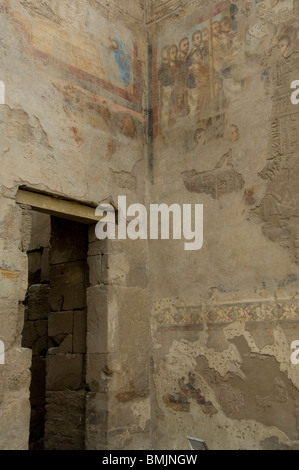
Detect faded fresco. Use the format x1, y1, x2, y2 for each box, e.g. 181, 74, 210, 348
2, 0, 142, 110
3, 0, 299, 452
153, 1, 242, 138
149, 0, 299, 450
153, 0, 299, 263
152, 0, 299, 144
0, 0, 148, 451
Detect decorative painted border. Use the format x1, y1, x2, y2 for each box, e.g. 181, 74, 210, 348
153, 300, 299, 326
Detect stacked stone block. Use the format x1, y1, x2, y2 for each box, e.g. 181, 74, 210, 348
44, 216, 88, 450
22, 212, 51, 450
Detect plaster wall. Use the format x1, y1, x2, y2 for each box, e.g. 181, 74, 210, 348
148, 0, 299, 450
2, 0, 299, 451
0, 0, 150, 450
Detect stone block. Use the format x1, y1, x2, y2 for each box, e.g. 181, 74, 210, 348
44, 390, 86, 450
48, 334, 73, 354
87, 255, 103, 286
46, 354, 84, 391
27, 284, 50, 321
88, 241, 106, 257
48, 311, 73, 338
0, 393, 31, 450
49, 262, 86, 311
86, 351, 148, 395
98, 253, 128, 286
22, 319, 47, 356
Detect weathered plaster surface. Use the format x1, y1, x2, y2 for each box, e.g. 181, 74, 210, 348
149, 0, 299, 450
0, 0, 149, 450
2, 0, 299, 451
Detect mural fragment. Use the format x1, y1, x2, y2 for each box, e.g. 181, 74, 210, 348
4, 0, 142, 109
153, 1, 244, 138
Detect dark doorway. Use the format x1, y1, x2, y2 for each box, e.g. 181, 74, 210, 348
22, 212, 89, 450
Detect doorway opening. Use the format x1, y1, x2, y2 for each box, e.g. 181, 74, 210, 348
22, 210, 89, 450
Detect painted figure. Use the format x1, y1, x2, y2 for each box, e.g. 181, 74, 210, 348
186, 48, 210, 117
212, 21, 221, 46
187, 30, 203, 66
158, 46, 171, 85
167, 44, 188, 126
194, 127, 207, 146
201, 27, 210, 61
178, 37, 190, 63
111, 38, 132, 88
158, 44, 187, 128
278, 34, 292, 58
212, 19, 226, 75
202, 27, 210, 46
156, 6, 240, 131
221, 16, 232, 39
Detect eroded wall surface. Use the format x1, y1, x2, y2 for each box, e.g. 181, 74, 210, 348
2, 0, 299, 452
148, 0, 299, 450
0, 0, 150, 450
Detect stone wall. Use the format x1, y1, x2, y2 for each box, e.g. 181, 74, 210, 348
0, 196, 32, 450
85, 233, 150, 450
148, 0, 299, 450
22, 212, 50, 450
44, 216, 88, 450
2, 0, 299, 451
0, 0, 149, 450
